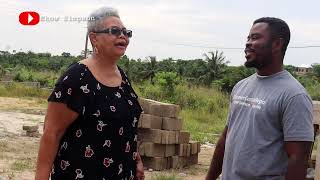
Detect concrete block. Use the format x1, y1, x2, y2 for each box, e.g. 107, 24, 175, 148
189, 141, 200, 154
170, 156, 188, 169
175, 131, 180, 144
176, 144, 184, 156
185, 144, 191, 157
138, 142, 145, 156
138, 128, 180, 144
313, 101, 320, 125
138, 98, 155, 114
188, 154, 199, 165
170, 156, 179, 169
138, 98, 180, 118
149, 103, 180, 118
26, 130, 40, 137
166, 156, 172, 169
23, 125, 39, 132
144, 143, 165, 157
162, 117, 182, 131
161, 130, 177, 144
138, 129, 162, 144
165, 144, 176, 157
138, 113, 162, 129
142, 157, 168, 171
176, 144, 191, 157
178, 131, 190, 144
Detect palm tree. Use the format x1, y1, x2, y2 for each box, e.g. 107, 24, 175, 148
119, 55, 130, 77
202, 50, 229, 86
142, 56, 158, 85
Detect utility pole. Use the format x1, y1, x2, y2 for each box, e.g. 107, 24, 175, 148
84, 32, 88, 58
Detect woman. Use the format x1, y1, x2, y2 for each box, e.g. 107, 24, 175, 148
35, 7, 145, 180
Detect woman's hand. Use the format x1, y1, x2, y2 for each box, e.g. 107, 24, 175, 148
136, 153, 145, 180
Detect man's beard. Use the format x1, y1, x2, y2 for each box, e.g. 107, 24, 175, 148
244, 59, 269, 69
244, 45, 272, 69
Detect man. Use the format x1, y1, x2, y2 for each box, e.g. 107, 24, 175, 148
206, 17, 314, 180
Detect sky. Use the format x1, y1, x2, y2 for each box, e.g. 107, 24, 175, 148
1, 0, 320, 66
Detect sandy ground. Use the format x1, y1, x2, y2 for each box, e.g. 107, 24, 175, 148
0, 97, 215, 180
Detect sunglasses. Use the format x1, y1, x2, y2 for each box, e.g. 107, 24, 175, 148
94, 27, 132, 38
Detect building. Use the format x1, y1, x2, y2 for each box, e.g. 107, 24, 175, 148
295, 64, 313, 75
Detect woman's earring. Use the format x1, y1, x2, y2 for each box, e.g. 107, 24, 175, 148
94, 46, 99, 54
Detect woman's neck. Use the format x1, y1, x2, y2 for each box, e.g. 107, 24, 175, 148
91, 54, 118, 72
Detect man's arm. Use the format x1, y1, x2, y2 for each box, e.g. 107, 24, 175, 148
284, 141, 313, 180
206, 126, 228, 180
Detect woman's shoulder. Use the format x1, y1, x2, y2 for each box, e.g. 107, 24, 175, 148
65, 62, 87, 75
57, 62, 88, 85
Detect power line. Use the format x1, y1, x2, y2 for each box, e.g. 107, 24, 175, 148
289, 45, 320, 48
153, 40, 320, 50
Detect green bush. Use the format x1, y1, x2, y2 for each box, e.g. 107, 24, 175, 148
154, 72, 179, 97
13, 67, 59, 87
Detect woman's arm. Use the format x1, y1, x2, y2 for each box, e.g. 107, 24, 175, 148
136, 151, 145, 180
35, 102, 78, 180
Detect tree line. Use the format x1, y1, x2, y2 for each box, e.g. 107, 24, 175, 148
0, 50, 319, 93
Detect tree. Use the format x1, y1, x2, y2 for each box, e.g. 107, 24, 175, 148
284, 65, 297, 76
312, 63, 320, 78
62, 52, 71, 57
142, 56, 158, 85
213, 66, 254, 92
118, 55, 130, 77
202, 50, 229, 86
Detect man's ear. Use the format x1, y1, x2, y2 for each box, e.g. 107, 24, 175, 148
272, 38, 284, 53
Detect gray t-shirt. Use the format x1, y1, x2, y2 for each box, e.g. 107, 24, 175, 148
221, 70, 314, 180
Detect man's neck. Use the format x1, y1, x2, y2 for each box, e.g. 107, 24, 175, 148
256, 56, 284, 76
256, 64, 284, 76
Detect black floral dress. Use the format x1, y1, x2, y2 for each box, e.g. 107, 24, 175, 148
48, 62, 142, 180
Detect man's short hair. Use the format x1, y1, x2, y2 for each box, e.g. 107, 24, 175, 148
254, 17, 291, 55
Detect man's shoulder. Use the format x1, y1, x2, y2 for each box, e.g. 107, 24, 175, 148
232, 73, 256, 91
279, 71, 308, 96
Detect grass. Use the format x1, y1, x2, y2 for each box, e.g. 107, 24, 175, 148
151, 173, 183, 180
0, 83, 50, 99
0, 140, 9, 152
11, 159, 33, 171
307, 83, 320, 101
0, 136, 39, 175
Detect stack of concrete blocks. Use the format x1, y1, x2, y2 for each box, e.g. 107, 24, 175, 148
138, 98, 200, 171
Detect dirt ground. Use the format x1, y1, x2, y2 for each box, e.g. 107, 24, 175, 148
0, 97, 215, 180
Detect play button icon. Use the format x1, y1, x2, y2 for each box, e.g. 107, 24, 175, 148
19, 11, 40, 25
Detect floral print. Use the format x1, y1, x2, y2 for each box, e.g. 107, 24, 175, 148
48, 63, 142, 179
